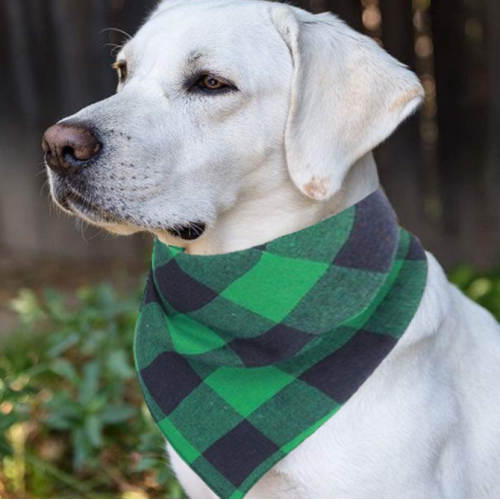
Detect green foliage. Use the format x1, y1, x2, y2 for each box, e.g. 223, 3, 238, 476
1, 283, 183, 499
449, 264, 500, 321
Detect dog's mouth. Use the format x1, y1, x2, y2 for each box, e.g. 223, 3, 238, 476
59, 189, 123, 226
54, 186, 207, 241
167, 222, 206, 241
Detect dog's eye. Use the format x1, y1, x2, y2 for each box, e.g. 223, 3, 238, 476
200, 75, 226, 90
112, 60, 128, 83
191, 73, 235, 94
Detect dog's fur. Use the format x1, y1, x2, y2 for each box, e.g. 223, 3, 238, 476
45, 1, 500, 497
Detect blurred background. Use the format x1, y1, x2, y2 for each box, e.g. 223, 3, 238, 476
1, 0, 499, 498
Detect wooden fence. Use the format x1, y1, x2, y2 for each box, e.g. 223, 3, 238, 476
0, 0, 499, 268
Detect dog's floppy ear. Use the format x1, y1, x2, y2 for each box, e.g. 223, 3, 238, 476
271, 7, 424, 201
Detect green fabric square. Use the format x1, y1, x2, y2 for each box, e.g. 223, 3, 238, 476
189, 296, 277, 341
248, 380, 337, 447
284, 266, 385, 334
266, 206, 355, 264
134, 302, 173, 370
343, 255, 406, 331
152, 240, 182, 268
205, 366, 294, 417
168, 384, 243, 452
177, 249, 262, 294
188, 346, 248, 375
395, 229, 411, 259
222, 252, 328, 322
168, 314, 226, 355
362, 260, 427, 338
158, 416, 201, 464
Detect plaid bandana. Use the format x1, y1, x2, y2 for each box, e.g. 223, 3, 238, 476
134, 189, 427, 499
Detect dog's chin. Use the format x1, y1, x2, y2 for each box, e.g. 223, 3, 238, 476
51, 190, 137, 235
51, 188, 207, 241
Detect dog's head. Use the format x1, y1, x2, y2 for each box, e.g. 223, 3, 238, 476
43, 0, 423, 244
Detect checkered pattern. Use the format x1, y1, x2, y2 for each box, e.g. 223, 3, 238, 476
134, 190, 428, 499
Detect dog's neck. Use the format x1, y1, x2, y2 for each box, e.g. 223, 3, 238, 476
175, 153, 379, 256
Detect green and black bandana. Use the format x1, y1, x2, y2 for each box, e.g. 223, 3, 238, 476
134, 189, 428, 499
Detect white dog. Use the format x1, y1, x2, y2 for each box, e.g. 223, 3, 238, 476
43, 0, 500, 497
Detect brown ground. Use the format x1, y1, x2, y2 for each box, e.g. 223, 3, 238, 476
0, 250, 148, 336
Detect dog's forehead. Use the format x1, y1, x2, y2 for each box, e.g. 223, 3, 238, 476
150, 0, 270, 24
128, 0, 282, 69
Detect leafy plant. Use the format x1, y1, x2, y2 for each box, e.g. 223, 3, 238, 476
1, 283, 183, 499
449, 264, 500, 321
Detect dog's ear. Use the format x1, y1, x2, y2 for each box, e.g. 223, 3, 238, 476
271, 7, 424, 201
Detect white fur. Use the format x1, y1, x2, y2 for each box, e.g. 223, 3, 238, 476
46, 0, 500, 497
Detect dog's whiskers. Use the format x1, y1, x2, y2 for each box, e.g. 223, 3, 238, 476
100, 27, 132, 41
104, 42, 125, 57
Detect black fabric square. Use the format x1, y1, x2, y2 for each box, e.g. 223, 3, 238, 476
229, 324, 315, 367
300, 330, 396, 403
407, 234, 426, 261
141, 351, 203, 416
334, 191, 398, 272
144, 270, 161, 305
203, 420, 279, 487
155, 260, 218, 313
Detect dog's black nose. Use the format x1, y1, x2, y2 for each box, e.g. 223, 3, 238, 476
42, 123, 101, 174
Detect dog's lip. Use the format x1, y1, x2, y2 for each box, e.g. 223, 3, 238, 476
61, 189, 122, 224
54, 184, 207, 237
